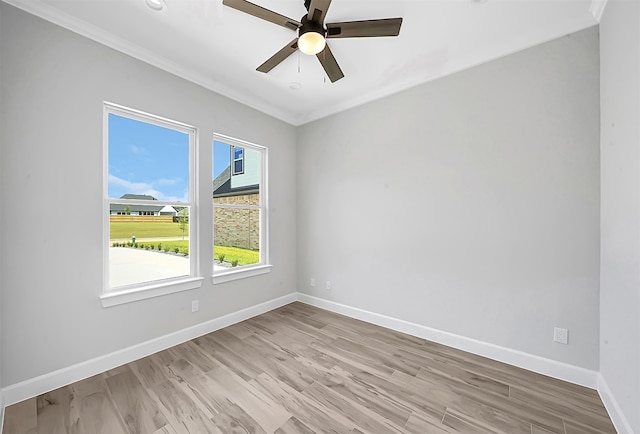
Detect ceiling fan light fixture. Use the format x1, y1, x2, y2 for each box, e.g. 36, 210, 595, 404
222, 0, 402, 82
298, 16, 326, 55
298, 31, 326, 55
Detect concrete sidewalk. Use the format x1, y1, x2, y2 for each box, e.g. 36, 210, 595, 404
109, 248, 227, 287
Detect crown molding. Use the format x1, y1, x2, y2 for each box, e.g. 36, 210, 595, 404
589, 0, 608, 22
2, 0, 606, 127
1, 0, 298, 125
295, 15, 599, 126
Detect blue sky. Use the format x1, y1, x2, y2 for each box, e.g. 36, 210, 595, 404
108, 114, 231, 201
214, 141, 231, 178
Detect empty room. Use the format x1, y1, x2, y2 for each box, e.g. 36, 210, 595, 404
0, 0, 638, 432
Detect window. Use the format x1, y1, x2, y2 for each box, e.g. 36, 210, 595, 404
213, 134, 269, 283
103, 103, 202, 306
232, 146, 244, 175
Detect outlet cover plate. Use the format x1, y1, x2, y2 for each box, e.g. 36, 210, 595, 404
554, 327, 568, 344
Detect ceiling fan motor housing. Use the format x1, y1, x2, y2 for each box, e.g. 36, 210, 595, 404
299, 15, 325, 38
222, 0, 403, 82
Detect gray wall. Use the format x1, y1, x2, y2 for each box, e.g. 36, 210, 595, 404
0, 4, 297, 386
600, 0, 640, 431
297, 26, 600, 369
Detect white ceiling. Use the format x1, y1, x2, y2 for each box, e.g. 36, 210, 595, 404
4, 0, 605, 125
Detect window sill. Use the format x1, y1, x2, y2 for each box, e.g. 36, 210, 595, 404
101, 277, 204, 307
212, 264, 272, 284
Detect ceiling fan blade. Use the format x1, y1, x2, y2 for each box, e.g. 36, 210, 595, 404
316, 44, 344, 83
223, 0, 300, 31
307, 0, 332, 24
256, 38, 299, 73
326, 17, 403, 38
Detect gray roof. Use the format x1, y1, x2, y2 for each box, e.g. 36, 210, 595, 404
213, 166, 231, 192
120, 194, 157, 201
212, 165, 258, 198
111, 194, 162, 212
110, 203, 164, 212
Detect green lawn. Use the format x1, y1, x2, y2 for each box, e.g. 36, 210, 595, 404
116, 240, 259, 266
111, 221, 258, 266
110, 221, 188, 239
214, 246, 260, 266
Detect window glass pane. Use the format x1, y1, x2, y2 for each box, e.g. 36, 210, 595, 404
214, 207, 260, 269
213, 142, 260, 205
213, 137, 265, 276
107, 109, 192, 291
109, 207, 190, 288
108, 113, 189, 202
234, 159, 244, 174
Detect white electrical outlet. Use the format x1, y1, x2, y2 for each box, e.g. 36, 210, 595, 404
310, 277, 316, 287
326, 281, 332, 290
554, 327, 568, 344
191, 300, 199, 313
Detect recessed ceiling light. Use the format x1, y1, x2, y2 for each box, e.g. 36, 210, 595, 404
472, 0, 488, 3
145, 0, 166, 11
288, 82, 302, 90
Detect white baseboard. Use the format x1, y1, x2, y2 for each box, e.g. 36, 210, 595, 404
0, 291, 614, 425
2, 292, 297, 407
0, 391, 4, 434
297, 294, 599, 389
597, 374, 634, 434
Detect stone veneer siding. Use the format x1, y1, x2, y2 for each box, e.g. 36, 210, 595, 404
213, 193, 259, 250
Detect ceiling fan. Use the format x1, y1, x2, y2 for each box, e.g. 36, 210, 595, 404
222, 0, 403, 82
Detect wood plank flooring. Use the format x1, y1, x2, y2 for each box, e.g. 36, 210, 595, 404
2, 302, 616, 433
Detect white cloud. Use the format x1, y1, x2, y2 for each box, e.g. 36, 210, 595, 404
130, 145, 148, 155
162, 192, 189, 203
108, 174, 152, 193
156, 178, 180, 186
108, 174, 188, 203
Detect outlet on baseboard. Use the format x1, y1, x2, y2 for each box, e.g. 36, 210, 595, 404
553, 327, 568, 344
310, 277, 316, 287
191, 300, 199, 313
326, 281, 332, 290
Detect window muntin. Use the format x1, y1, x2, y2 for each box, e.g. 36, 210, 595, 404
232, 146, 244, 175
213, 135, 267, 278
104, 103, 198, 295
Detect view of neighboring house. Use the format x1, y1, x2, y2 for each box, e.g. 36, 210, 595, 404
213, 146, 260, 251
110, 194, 177, 216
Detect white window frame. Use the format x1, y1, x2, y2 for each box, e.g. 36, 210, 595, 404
212, 133, 270, 284
102, 102, 202, 307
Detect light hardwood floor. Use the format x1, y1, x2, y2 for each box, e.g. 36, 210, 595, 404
3, 302, 616, 434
